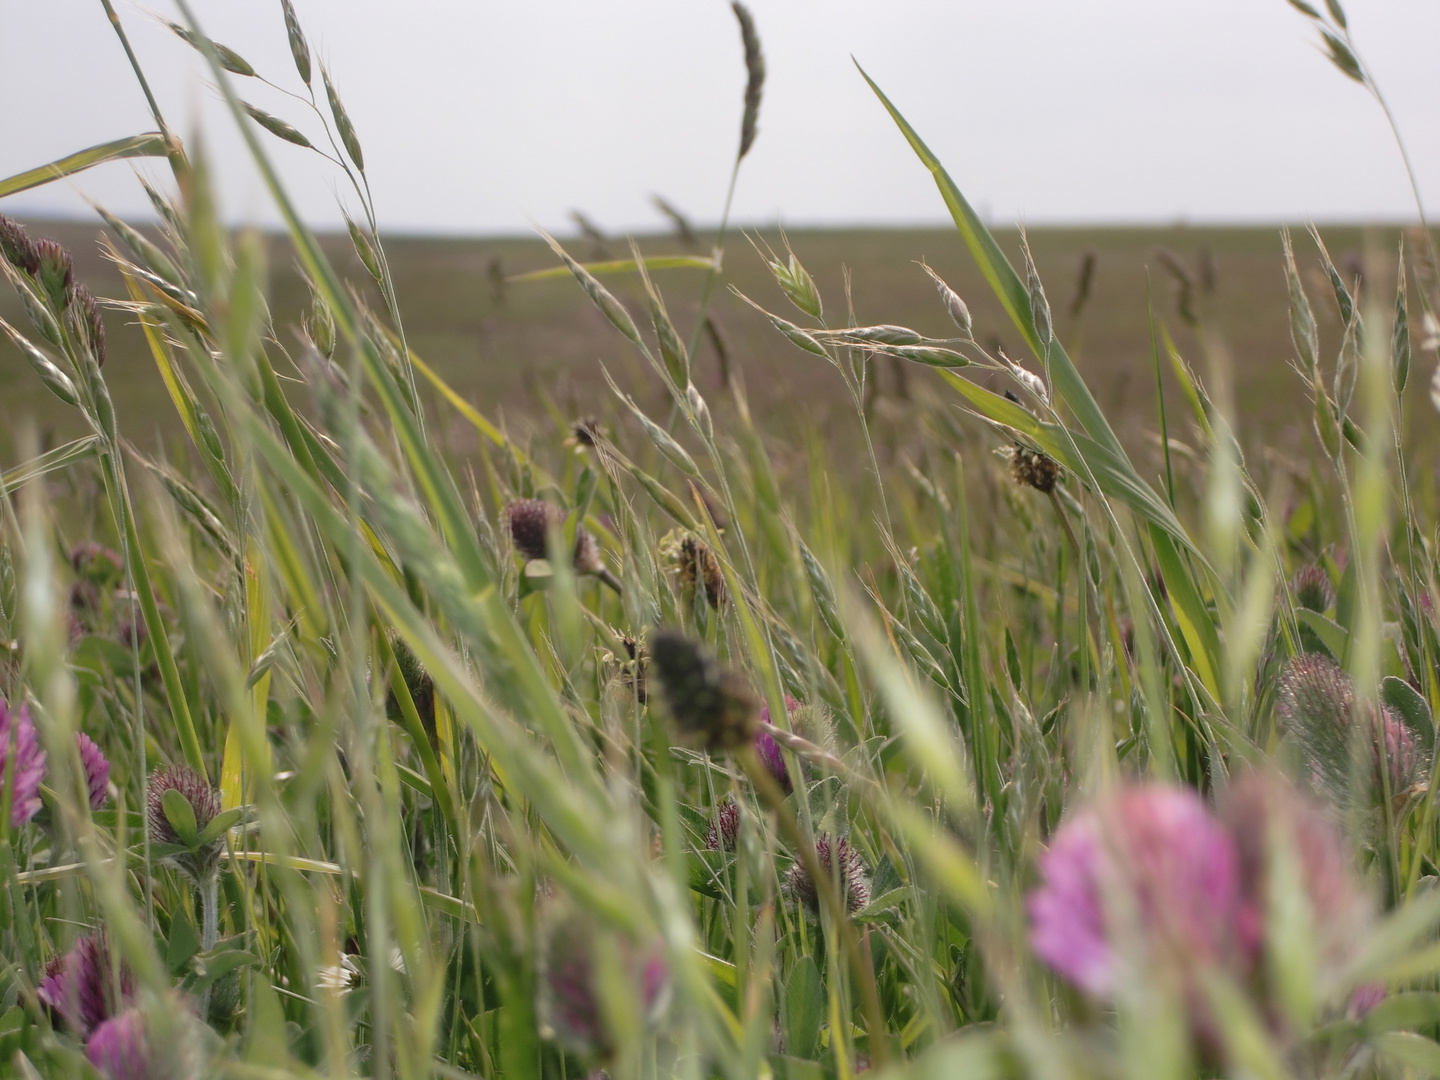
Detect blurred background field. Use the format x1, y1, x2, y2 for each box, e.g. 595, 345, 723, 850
1, 219, 1420, 489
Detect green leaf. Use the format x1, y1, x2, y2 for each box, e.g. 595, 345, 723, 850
197, 805, 246, 845
1373, 1031, 1440, 1076
166, 908, 200, 973
508, 254, 715, 283
1383, 675, 1434, 752
1365, 993, 1440, 1036
161, 788, 200, 847
856, 62, 1126, 461
1298, 609, 1350, 662
0, 133, 170, 199
782, 956, 823, 1060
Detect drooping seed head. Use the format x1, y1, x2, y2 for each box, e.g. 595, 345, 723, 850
1027, 783, 1247, 1000
785, 834, 870, 914
77, 732, 110, 810
0, 696, 46, 827
1291, 564, 1335, 613
920, 262, 972, 338
650, 630, 758, 753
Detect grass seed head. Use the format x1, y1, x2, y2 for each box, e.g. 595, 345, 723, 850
72, 285, 107, 366
731, 2, 765, 161
650, 630, 757, 753
0, 214, 40, 276
920, 262, 972, 338
35, 238, 75, 312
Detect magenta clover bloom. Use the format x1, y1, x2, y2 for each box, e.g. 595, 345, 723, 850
37, 931, 133, 1037
77, 732, 110, 809
86, 1008, 149, 1080
753, 695, 800, 796
1027, 783, 1248, 999
0, 696, 46, 827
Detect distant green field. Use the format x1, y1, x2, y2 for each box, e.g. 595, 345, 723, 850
0, 219, 1417, 478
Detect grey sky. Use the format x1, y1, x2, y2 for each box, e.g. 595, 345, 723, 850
3, 0, 1439, 234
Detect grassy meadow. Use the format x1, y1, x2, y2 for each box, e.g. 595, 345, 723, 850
4, 1, 1440, 1079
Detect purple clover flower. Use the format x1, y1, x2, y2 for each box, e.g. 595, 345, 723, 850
1027, 783, 1248, 999
703, 799, 740, 852
0, 696, 46, 827
753, 696, 800, 795
86, 1008, 149, 1080
785, 834, 871, 915
37, 931, 133, 1037
77, 732, 110, 809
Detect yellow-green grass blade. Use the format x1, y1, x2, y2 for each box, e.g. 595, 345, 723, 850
0, 132, 170, 198
509, 254, 716, 283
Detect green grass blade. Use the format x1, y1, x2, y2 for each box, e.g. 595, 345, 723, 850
0, 132, 170, 198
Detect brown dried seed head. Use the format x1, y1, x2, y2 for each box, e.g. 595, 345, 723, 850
1009, 445, 1061, 494
505, 498, 558, 562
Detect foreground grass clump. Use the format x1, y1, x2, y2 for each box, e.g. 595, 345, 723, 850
3, 2, 1440, 1079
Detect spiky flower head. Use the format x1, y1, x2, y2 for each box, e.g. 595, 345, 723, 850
1291, 564, 1334, 613
786, 834, 870, 914
504, 498, 560, 562
704, 799, 741, 852
77, 732, 110, 810
34, 238, 74, 311
1008, 445, 1061, 494
537, 906, 670, 1059
37, 931, 133, 1037
146, 764, 225, 881
0, 696, 46, 827
1027, 783, 1248, 1000
1221, 771, 1374, 1009
0, 214, 40, 276
1378, 708, 1425, 798
650, 630, 758, 753
1277, 653, 1354, 800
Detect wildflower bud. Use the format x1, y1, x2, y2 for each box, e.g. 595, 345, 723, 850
35, 239, 75, 312
0, 696, 46, 827
703, 799, 741, 852
0, 214, 41, 277
753, 696, 800, 796
650, 630, 758, 753
1008, 444, 1061, 494
37, 931, 133, 1036
146, 763, 226, 882
77, 732, 110, 809
538, 906, 669, 1059
785, 834, 870, 914
1291, 565, 1334, 613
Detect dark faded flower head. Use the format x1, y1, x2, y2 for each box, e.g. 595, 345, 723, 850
602, 630, 648, 703
146, 763, 224, 881
1291, 564, 1334, 614
703, 799, 741, 852
0, 214, 40, 276
538, 907, 670, 1059
785, 834, 870, 915
0, 696, 46, 827
650, 630, 758, 753
504, 498, 560, 562
659, 530, 727, 610
77, 732, 110, 810
38, 931, 133, 1036
1008, 444, 1061, 494
1027, 783, 1246, 999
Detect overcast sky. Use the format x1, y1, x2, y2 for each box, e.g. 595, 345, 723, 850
3, 0, 1439, 235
